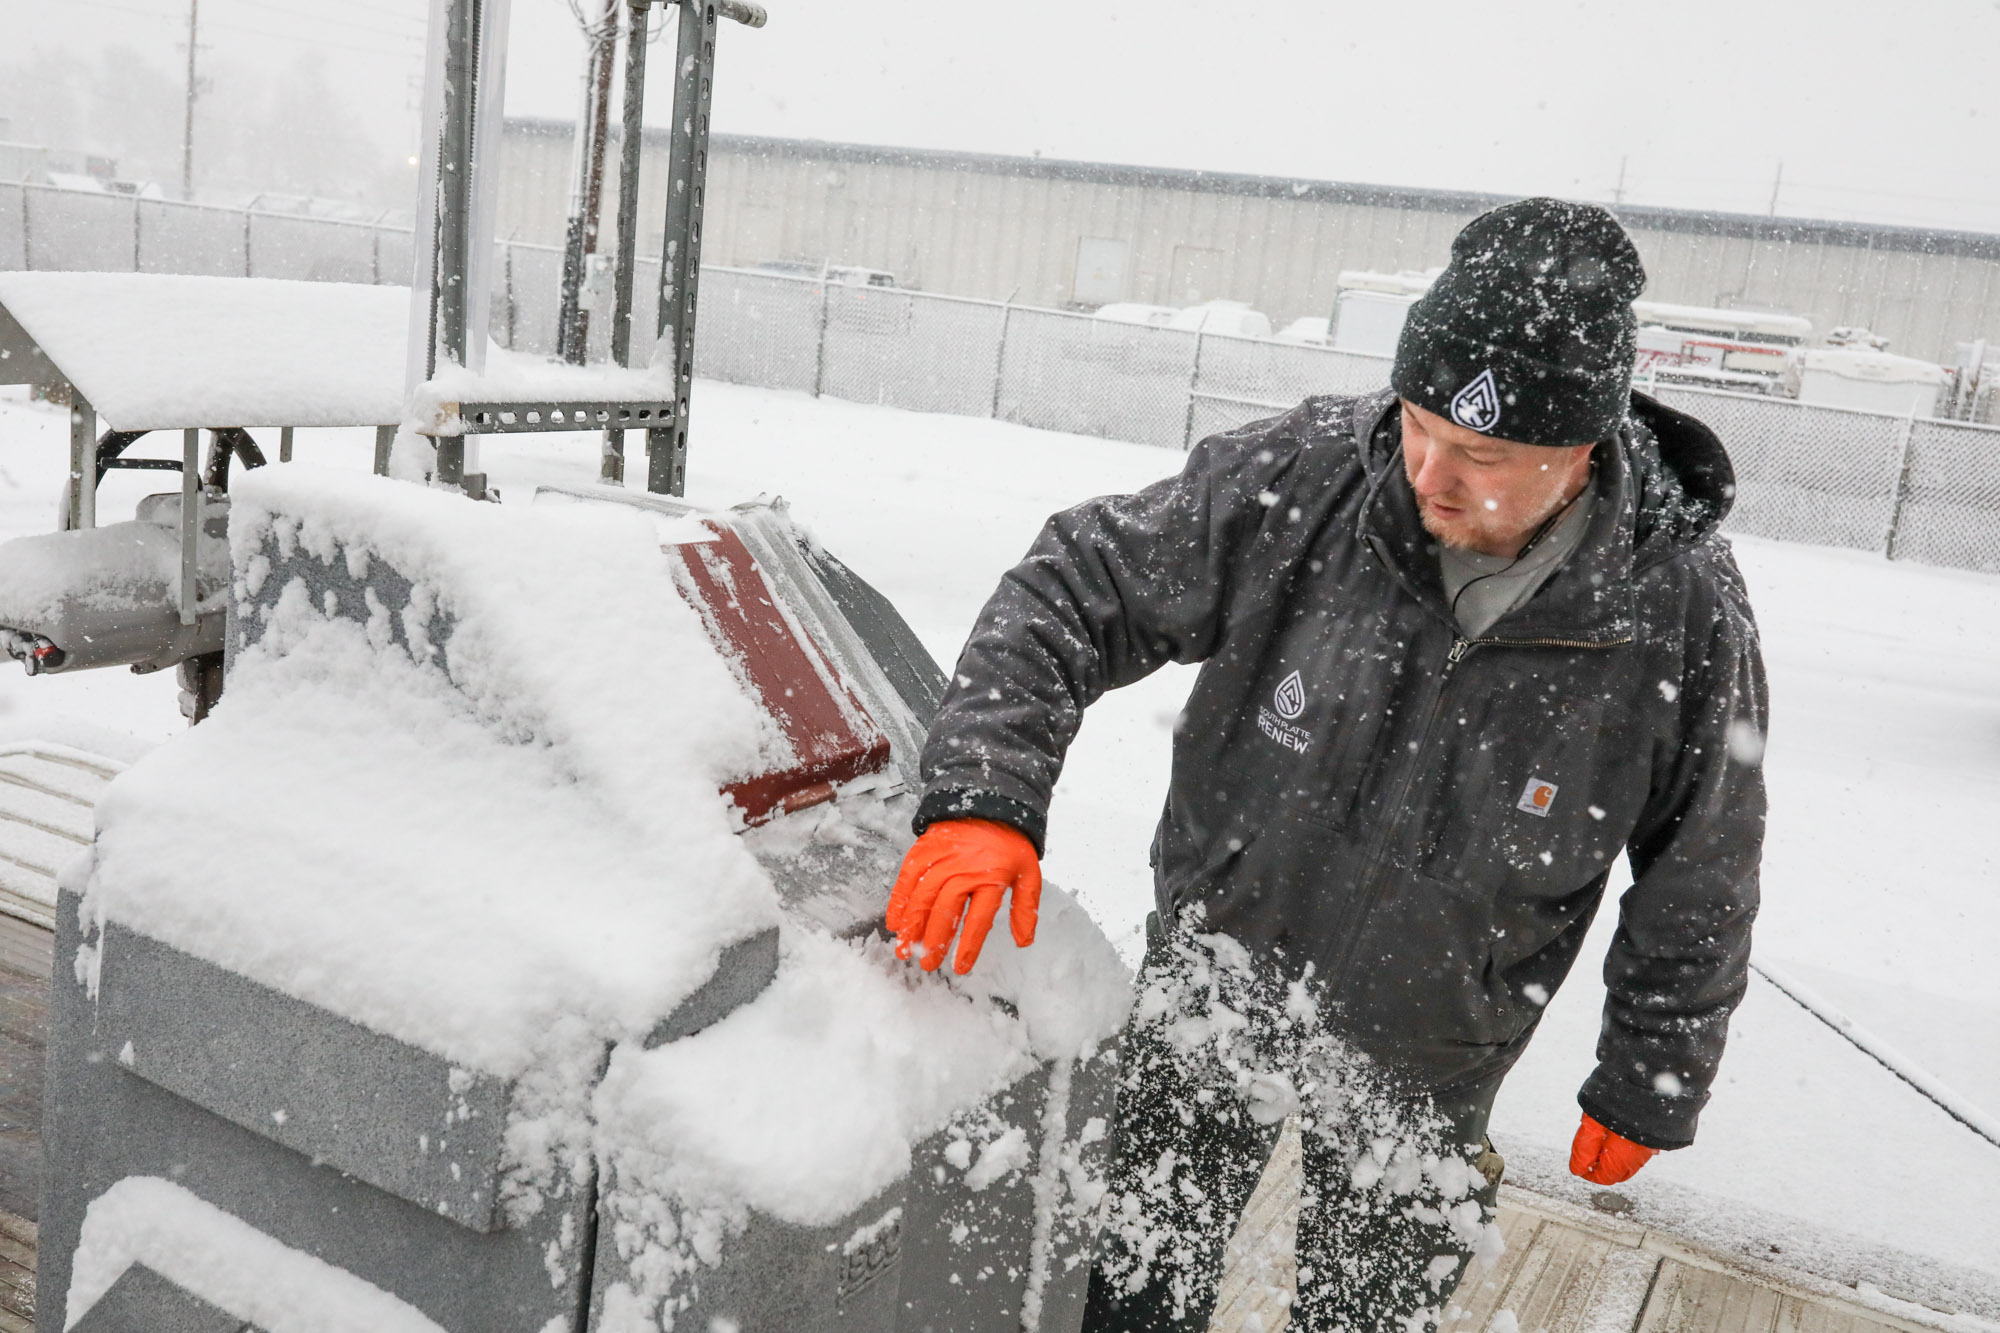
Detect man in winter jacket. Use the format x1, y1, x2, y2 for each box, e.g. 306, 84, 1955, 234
885, 197, 1766, 1331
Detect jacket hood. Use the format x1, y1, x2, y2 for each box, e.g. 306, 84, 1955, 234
1624, 391, 1734, 569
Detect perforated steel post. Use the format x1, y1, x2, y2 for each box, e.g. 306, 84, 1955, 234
604, 0, 655, 483
650, 0, 766, 494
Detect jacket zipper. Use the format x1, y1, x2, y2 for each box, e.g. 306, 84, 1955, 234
1479, 635, 1635, 651
1322, 635, 1473, 980
1324, 629, 1632, 987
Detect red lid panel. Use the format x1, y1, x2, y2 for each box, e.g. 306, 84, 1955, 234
663, 521, 890, 825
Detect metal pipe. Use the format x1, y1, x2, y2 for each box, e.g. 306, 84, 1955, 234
989, 287, 1016, 419
434, 0, 479, 372
712, 0, 765, 25
601, 0, 654, 484
651, 0, 722, 494
1883, 410, 1920, 560
557, 0, 620, 364
1181, 324, 1207, 450
280, 426, 293, 463
180, 429, 199, 626
437, 435, 465, 487
609, 0, 652, 369
811, 275, 830, 399
67, 394, 96, 532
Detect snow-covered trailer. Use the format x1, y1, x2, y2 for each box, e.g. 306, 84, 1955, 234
0, 272, 404, 710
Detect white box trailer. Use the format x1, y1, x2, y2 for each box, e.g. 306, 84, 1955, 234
1631, 299, 1812, 388
1797, 346, 1949, 417
1328, 269, 1437, 358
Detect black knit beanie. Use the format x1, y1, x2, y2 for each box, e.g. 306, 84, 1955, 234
1391, 197, 1645, 446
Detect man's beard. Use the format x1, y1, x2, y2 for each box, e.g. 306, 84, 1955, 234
1417, 481, 1577, 555
1416, 497, 1504, 553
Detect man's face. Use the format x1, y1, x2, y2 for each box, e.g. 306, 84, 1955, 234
1400, 400, 1596, 558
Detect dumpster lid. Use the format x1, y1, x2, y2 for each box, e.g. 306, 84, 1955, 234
662, 519, 891, 825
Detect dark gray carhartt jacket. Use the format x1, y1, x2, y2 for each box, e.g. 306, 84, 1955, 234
916, 388, 1766, 1150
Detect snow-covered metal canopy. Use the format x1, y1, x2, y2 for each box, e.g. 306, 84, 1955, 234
0, 272, 405, 432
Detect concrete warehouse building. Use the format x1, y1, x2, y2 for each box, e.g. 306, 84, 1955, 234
500, 118, 2000, 369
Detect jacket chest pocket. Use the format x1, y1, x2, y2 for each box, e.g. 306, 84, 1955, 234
1418, 692, 1638, 898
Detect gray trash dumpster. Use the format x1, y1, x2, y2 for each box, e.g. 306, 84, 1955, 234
40, 469, 1128, 1333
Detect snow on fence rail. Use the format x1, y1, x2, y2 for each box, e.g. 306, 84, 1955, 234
6, 181, 2000, 574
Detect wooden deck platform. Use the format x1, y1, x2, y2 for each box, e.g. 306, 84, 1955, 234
1212, 1118, 1953, 1333
0, 913, 46, 1231
0, 910, 44, 1333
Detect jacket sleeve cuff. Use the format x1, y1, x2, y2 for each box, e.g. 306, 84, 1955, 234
1578, 1070, 1700, 1152
914, 788, 1048, 856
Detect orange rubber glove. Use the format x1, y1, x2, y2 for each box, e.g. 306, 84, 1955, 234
1569, 1113, 1658, 1185
885, 818, 1041, 975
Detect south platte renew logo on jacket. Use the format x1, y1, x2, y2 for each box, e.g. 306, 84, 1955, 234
1256, 670, 1313, 752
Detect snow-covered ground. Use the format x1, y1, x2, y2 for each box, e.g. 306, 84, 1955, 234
2, 381, 1996, 1310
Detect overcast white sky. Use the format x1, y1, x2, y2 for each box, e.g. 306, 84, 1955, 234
5, 0, 1999, 231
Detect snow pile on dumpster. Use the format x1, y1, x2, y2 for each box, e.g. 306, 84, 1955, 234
46, 465, 1129, 1333
86, 468, 782, 1084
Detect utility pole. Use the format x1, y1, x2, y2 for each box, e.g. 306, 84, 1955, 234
1612, 155, 1627, 206
1768, 161, 1783, 217
181, 0, 200, 199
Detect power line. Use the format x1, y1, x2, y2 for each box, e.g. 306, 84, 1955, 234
223, 0, 425, 35
57, 0, 424, 57
280, 0, 433, 24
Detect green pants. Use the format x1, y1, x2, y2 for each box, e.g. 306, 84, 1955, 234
1083, 919, 1505, 1333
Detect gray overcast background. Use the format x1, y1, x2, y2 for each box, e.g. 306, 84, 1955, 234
2, 0, 1996, 231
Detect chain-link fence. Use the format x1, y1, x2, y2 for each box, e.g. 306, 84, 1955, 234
823, 285, 1004, 417
0, 183, 410, 284
1648, 387, 1910, 553
1890, 419, 2000, 571
5, 180, 2000, 575
137, 198, 247, 277
689, 266, 2000, 576
694, 265, 824, 395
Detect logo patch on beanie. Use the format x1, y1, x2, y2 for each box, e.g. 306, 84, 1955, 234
1450, 368, 1503, 433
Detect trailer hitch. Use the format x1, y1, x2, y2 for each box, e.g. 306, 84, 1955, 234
1, 629, 65, 676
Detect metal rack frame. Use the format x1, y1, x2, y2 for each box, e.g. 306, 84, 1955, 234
412, 0, 765, 498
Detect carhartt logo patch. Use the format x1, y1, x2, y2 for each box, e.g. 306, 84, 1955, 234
1450, 368, 1503, 433
1273, 670, 1306, 721
1516, 777, 1558, 817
